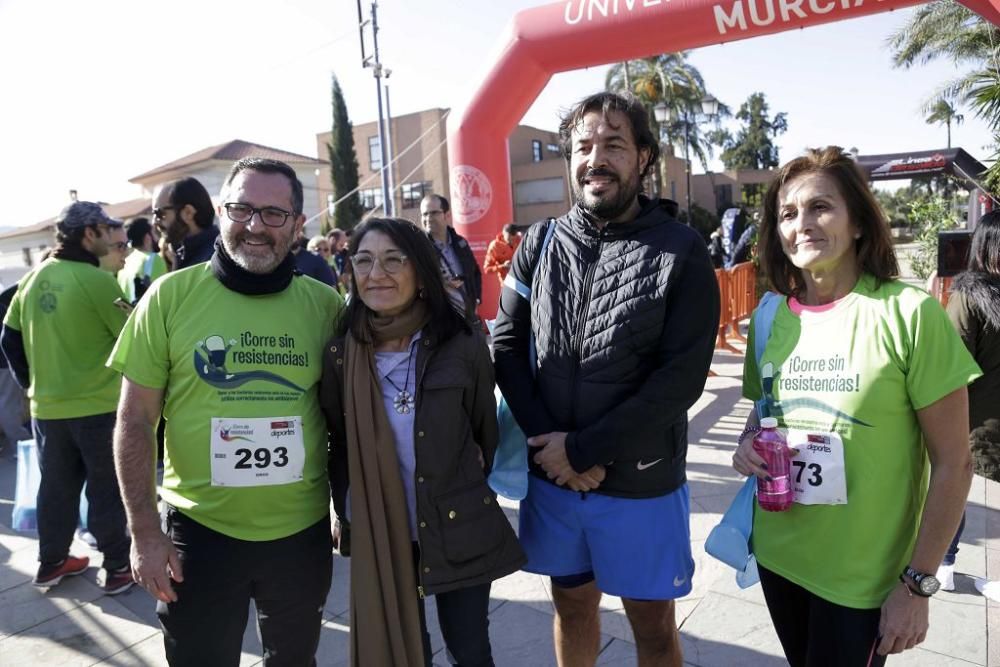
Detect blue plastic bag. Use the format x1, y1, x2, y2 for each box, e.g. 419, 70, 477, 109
12, 439, 88, 533
489, 388, 529, 501
705, 475, 760, 588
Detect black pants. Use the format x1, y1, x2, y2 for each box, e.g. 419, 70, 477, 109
414, 545, 494, 667
34, 413, 129, 570
157, 507, 332, 667
759, 565, 886, 667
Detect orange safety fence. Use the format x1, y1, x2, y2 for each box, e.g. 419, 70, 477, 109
715, 262, 756, 353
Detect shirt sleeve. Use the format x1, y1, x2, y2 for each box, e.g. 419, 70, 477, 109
3, 284, 22, 331
906, 292, 982, 410
107, 280, 171, 389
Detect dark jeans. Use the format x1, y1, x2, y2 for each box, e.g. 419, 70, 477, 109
413, 544, 494, 667
33, 412, 129, 570
759, 565, 886, 667
943, 512, 966, 566
157, 507, 332, 667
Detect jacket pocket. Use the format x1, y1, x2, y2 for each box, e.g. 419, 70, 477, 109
434, 480, 504, 564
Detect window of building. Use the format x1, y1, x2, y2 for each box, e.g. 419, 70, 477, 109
547, 143, 561, 154
714, 184, 734, 212
531, 140, 543, 162
670, 181, 676, 201
401, 181, 432, 209
515, 177, 564, 205
359, 187, 383, 211
368, 136, 382, 171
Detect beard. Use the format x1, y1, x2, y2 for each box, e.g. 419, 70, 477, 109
221, 226, 292, 274
572, 166, 642, 222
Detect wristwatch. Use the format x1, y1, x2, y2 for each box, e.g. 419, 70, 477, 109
900, 565, 940, 597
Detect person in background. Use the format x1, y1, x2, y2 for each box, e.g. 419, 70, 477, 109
420, 194, 482, 319
0, 282, 30, 455
321, 217, 524, 667
293, 230, 337, 286
936, 210, 1000, 595
1, 201, 132, 594
152, 177, 218, 270
484, 223, 521, 286
732, 146, 979, 664
100, 225, 130, 276
119, 217, 168, 304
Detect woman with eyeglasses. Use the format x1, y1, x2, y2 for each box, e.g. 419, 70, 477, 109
320, 217, 525, 667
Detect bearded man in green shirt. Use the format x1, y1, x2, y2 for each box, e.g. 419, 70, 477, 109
110, 157, 344, 666
1, 201, 133, 594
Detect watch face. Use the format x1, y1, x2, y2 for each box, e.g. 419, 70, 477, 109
919, 575, 940, 595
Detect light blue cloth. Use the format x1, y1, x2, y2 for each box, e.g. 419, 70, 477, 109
374, 331, 421, 538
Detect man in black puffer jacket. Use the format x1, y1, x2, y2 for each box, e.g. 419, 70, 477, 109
493, 91, 719, 667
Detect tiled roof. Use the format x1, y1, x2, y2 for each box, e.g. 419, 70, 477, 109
0, 198, 151, 242
130, 139, 326, 182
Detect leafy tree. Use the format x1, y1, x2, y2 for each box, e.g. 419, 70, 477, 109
925, 98, 965, 148
908, 196, 961, 280
328, 74, 363, 231
709, 93, 788, 170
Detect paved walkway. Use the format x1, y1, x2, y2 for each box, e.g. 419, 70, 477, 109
0, 340, 996, 665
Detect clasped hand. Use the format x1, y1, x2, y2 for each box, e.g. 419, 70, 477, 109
528, 431, 605, 491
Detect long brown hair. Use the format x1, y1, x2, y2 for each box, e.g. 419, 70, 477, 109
760, 146, 899, 297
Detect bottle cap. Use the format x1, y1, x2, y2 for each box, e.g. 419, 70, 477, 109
760, 417, 778, 428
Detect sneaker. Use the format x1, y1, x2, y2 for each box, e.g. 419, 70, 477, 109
33, 555, 90, 588
100, 566, 135, 595
937, 564, 956, 592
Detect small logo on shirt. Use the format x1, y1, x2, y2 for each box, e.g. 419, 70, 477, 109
673, 574, 687, 587
636, 458, 664, 471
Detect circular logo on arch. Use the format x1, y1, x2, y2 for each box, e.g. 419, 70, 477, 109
451, 165, 492, 224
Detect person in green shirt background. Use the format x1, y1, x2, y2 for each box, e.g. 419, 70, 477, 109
1, 201, 133, 595
118, 217, 168, 304
110, 157, 345, 666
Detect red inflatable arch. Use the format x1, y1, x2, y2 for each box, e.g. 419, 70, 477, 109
447, 0, 1000, 317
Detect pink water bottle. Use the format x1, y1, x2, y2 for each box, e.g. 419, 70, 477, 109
753, 417, 793, 512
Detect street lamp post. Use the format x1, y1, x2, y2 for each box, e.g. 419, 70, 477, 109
653, 96, 718, 224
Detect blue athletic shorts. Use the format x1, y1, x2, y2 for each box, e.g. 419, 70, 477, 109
519, 475, 694, 600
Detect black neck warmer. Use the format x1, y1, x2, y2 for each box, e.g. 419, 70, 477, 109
210, 237, 298, 295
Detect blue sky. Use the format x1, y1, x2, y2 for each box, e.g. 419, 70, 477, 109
0, 0, 991, 226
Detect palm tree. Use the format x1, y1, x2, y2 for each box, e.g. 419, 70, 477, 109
924, 98, 965, 148
606, 53, 722, 198
887, 2, 1000, 193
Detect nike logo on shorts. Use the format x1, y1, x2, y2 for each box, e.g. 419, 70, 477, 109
636, 458, 664, 471
673, 575, 687, 587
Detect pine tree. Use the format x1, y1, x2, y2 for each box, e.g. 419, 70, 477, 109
329, 75, 363, 231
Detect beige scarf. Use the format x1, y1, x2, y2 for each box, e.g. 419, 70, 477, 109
344, 300, 430, 667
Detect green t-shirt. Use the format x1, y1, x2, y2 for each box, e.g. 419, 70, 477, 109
743, 275, 981, 608
4, 258, 127, 418
118, 250, 168, 303
108, 264, 344, 541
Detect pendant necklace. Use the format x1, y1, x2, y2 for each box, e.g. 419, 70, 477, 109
384, 347, 415, 415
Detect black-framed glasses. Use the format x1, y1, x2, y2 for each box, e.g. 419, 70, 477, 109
223, 202, 293, 228
350, 252, 409, 275
110, 242, 128, 252
152, 206, 174, 221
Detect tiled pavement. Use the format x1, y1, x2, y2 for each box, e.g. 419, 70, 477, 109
0, 340, 997, 665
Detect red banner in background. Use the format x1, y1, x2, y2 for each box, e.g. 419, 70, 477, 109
448, 0, 1000, 317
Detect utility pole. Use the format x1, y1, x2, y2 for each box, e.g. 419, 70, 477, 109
356, 1, 393, 216
384, 70, 396, 216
